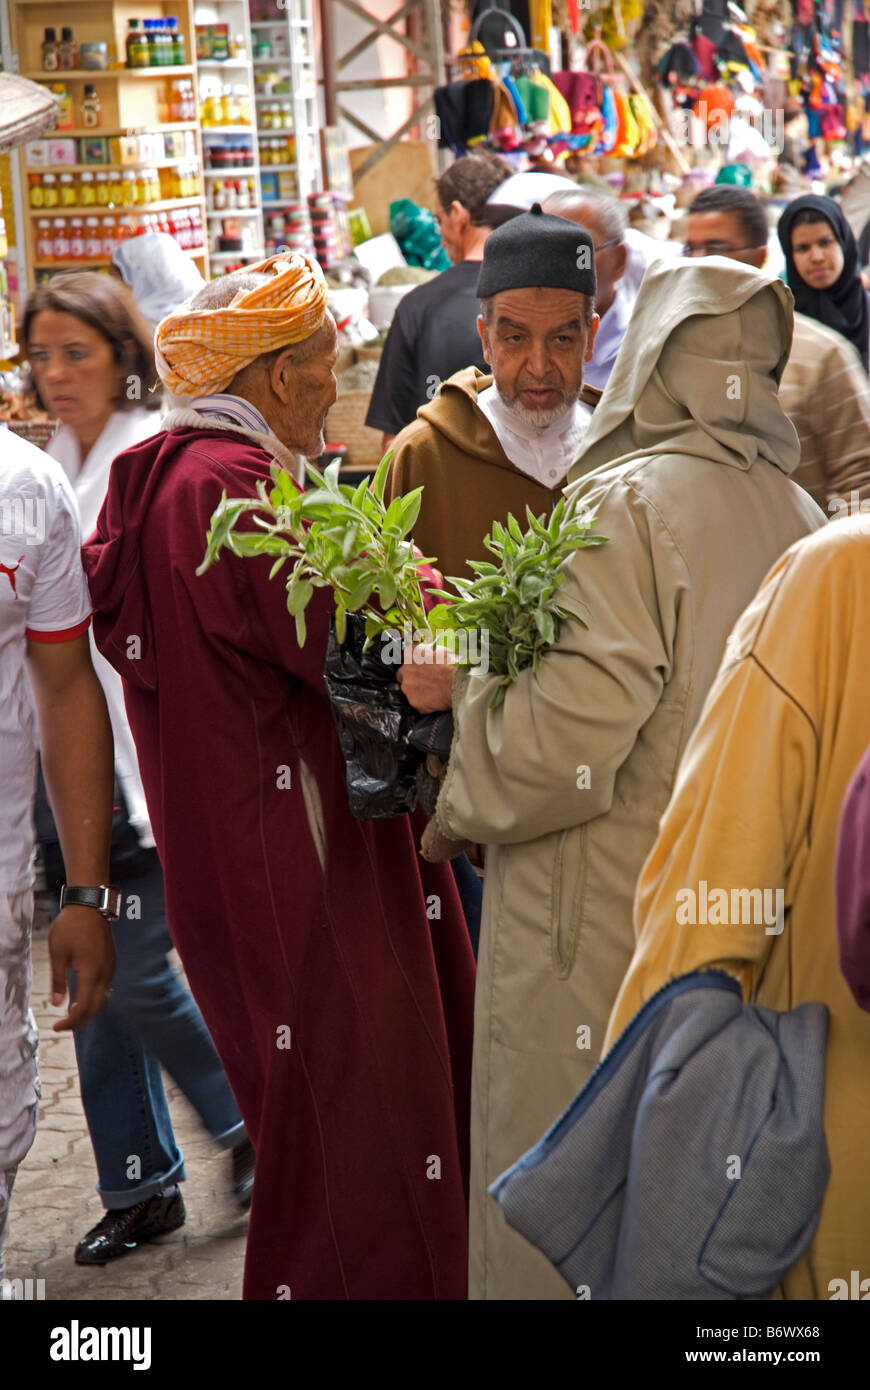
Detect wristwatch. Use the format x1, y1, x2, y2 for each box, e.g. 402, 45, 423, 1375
59, 885, 122, 921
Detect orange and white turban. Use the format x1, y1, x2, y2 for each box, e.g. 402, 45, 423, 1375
154, 251, 328, 397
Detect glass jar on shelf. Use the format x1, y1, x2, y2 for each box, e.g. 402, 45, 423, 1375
84, 217, 102, 258
52, 218, 70, 259
69, 218, 85, 259
101, 216, 117, 256
36, 219, 53, 259
81, 85, 102, 129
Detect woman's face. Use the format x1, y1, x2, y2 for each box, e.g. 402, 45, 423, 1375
27, 310, 118, 430
790, 218, 845, 291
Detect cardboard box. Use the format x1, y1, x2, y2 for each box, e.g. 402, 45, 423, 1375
24, 140, 50, 167
79, 137, 109, 165
109, 136, 140, 165
47, 139, 77, 166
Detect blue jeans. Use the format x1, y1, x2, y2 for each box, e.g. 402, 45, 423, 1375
71, 863, 246, 1210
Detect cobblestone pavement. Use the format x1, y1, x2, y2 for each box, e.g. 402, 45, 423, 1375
5, 926, 247, 1301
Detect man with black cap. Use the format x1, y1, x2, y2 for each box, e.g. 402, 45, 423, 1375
385, 204, 599, 580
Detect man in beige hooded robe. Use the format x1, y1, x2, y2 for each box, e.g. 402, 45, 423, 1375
399, 258, 826, 1300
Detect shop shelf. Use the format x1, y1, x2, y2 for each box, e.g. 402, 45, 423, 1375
19, 67, 197, 79
27, 196, 205, 216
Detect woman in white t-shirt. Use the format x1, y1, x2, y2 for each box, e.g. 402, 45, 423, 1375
22, 272, 253, 1267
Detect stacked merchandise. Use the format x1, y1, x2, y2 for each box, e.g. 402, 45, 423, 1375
308, 191, 352, 271
262, 200, 313, 257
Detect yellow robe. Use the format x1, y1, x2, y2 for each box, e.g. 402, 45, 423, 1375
605, 514, 870, 1301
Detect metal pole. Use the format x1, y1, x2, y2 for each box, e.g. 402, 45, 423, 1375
319, 0, 338, 126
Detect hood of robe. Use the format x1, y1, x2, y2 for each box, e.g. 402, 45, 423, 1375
568, 256, 801, 485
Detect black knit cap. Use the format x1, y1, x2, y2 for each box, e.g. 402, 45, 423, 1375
476, 202, 597, 299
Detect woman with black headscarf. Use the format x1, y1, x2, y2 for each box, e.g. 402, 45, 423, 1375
778, 193, 870, 371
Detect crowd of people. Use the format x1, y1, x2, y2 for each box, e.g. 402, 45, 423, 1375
2, 151, 870, 1301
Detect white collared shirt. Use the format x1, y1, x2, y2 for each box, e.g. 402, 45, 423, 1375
476, 385, 593, 486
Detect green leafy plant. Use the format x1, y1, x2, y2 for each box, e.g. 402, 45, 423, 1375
426, 494, 606, 706
198, 454, 607, 706
198, 452, 432, 647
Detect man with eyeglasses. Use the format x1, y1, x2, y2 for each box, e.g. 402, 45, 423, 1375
686, 184, 870, 513
542, 185, 673, 390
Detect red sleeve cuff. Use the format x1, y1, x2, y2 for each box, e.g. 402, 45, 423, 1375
26, 615, 91, 644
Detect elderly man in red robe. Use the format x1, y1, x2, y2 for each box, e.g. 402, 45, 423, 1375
82, 253, 475, 1301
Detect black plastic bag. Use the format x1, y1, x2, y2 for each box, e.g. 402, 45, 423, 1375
324, 614, 448, 820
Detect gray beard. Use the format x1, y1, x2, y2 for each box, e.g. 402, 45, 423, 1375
495, 383, 579, 430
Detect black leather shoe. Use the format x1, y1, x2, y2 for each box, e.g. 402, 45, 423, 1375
231, 1139, 255, 1209
74, 1190, 186, 1266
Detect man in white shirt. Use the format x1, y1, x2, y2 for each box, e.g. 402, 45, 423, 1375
0, 431, 115, 1288
543, 185, 672, 391
386, 204, 599, 581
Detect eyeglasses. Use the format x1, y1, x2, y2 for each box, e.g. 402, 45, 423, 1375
681, 242, 760, 258
593, 237, 620, 254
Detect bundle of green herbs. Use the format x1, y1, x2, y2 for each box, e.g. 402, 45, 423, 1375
198, 453, 607, 708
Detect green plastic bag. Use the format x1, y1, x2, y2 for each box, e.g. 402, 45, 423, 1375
389, 198, 451, 271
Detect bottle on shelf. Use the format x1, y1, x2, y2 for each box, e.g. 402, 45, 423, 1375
59, 27, 77, 71
42, 174, 59, 209
69, 218, 85, 259
95, 172, 110, 206
79, 172, 96, 206
28, 174, 44, 209
59, 173, 76, 208
120, 169, 136, 205
168, 18, 186, 66
101, 216, 117, 256
42, 28, 59, 72
51, 84, 74, 131
52, 218, 70, 259
36, 219, 53, 259
126, 20, 149, 69
84, 217, 102, 257
81, 85, 101, 129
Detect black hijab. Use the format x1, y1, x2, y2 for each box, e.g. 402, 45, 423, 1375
778, 194, 869, 370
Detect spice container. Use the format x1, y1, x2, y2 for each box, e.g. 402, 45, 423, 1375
80, 42, 109, 70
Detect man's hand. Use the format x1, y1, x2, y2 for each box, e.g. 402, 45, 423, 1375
396, 644, 457, 713
48, 904, 115, 1032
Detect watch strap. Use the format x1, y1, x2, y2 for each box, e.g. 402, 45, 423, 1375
59, 885, 122, 921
